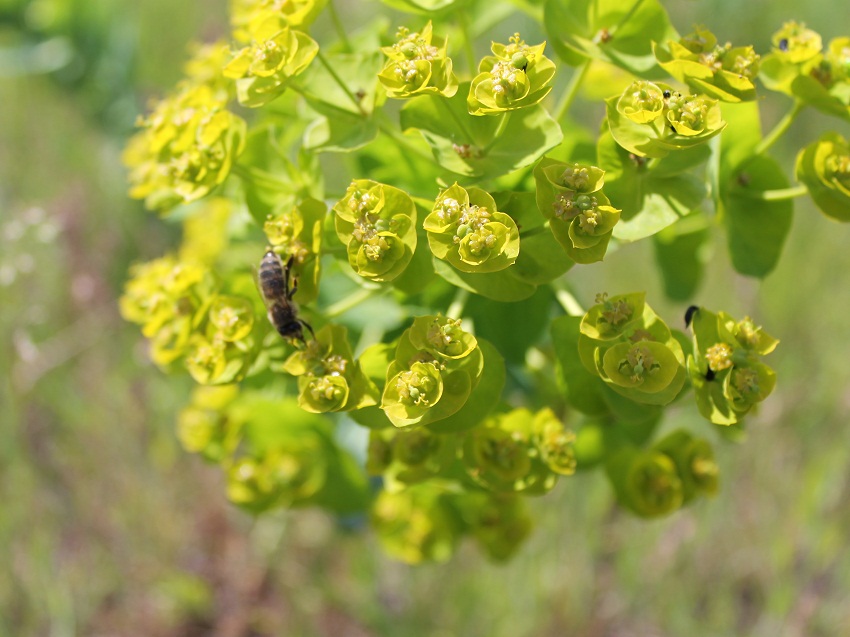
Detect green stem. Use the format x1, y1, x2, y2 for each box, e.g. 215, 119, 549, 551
447, 288, 470, 319
458, 10, 477, 75
551, 280, 585, 316
519, 221, 550, 238
324, 285, 383, 318
315, 49, 367, 115
412, 195, 435, 209
232, 164, 291, 191
435, 95, 475, 141
327, 0, 352, 52
755, 100, 804, 156
735, 184, 808, 201
553, 60, 591, 122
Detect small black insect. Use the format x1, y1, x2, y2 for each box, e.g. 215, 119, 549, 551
670, 124, 677, 134
778, 38, 789, 52
663, 89, 671, 99
258, 249, 314, 344
684, 305, 700, 329
704, 368, 716, 382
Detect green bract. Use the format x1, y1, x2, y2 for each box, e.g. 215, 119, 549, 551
379, 316, 485, 429
424, 183, 519, 273
687, 308, 778, 425
606, 448, 684, 518
124, 84, 246, 211
534, 159, 621, 263
230, 0, 326, 42
653, 27, 760, 102
578, 293, 686, 405
333, 179, 417, 282
653, 429, 719, 504
283, 324, 379, 413
378, 23, 458, 99
796, 132, 850, 221
223, 23, 319, 107
467, 33, 556, 116
264, 198, 326, 302
607, 81, 726, 158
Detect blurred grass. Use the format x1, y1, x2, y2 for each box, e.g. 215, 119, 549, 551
1, 0, 849, 635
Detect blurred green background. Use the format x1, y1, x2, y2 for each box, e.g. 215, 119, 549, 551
1, 0, 849, 635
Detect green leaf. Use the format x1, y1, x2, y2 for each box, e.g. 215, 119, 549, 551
652, 216, 710, 301
721, 154, 793, 277
466, 286, 555, 365
433, 258, 537, 301
400, 84, 563, 179
550, 315, 608, 416
544, 0, 678, 77
297, 51, 383, 115
303, 104, 378, 153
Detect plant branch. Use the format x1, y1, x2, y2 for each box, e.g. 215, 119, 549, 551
735, 184, 808, 201
315, 50, 367, 116
755, 100, 805, 156
553, 59, 591, 122
323, 285, 384, 318
327, 0, 352, 52
447, 288, 470, 319
458, 10, 478, 75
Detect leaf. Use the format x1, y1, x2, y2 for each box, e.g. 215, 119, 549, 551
544, 0, 678, 77
652, 216, 711, 301
297, 51, 383, 115
400, 83, 563, 179
550, 315, 608, 416
722, 154, 793, 277
433, 258, 537, 302
303, 105, 378, 153
466, 285, 555, 364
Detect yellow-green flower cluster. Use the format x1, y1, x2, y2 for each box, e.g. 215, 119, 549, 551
760, 23, 850, 117
177, 384, 240, 462
121, 256, 263, 384
653, 27, 760, 102
120, 256, 216, 366
230, 0, 326, 43
578, 292, 687, 405
367, 427, 457, 489
462, 407, 575, 495
687, 308, 778, 425
796, 132, 850, 222
378, 22, 458, 99
124, 84, 247, 211
223, 21, 318, 107
381, 316, 483, 428
533, 159, 621, 264
467, 33, 556, 115
607, 80, 725, 158
283, 324, 378, 413
264, 198, 326, 302
606, 429, 719, 518
333, 179, 417, 282
424, 183, 519, 273
371, 481, 532, 563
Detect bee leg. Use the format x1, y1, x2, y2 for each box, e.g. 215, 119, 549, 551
283, 255, 295, 294
290, 276, 298, 298
299, 319, 315, 339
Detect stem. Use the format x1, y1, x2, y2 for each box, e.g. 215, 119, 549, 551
519, 221, 550, 238
755, 100, 804, 156
553, 60, 591, 122
736, 184, 808, 201
483, 112, 511, 153
447, 288, 470, 319
436, 95, 475, 141
412, 195, 435, 209
232, 164, 291, 191
458, 10, 477, 75
323, 285, 383, 318
315, 49, 367, 116
327, 0, 352, 52
551, 280, 585, 316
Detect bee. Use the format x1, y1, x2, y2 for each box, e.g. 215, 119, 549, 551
258, 249, 314, 344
